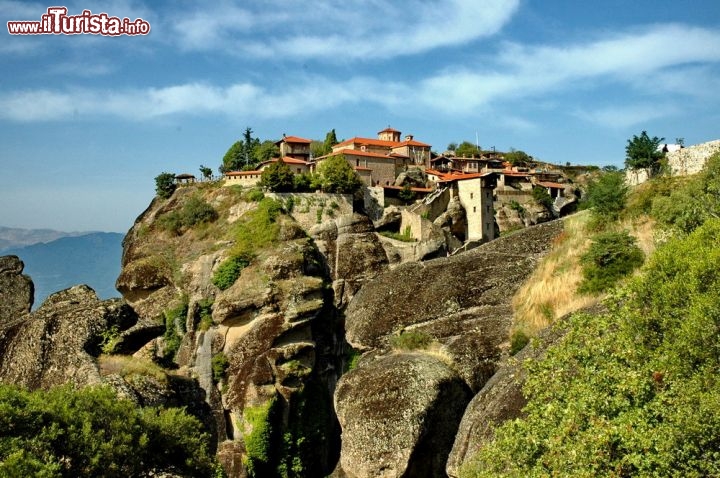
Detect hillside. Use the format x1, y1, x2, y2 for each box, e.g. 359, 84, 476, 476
4, 232, 123, 307
0, 226, 91, 252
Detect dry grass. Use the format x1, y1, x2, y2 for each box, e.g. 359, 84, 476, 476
98, 355, 168, 384
511, 211, 597, 336
512, 211, 658, 337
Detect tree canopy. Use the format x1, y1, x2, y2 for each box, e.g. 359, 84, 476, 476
154, 172, 176, 199
454, 141, 481, 158
0, 384, 215, 477
259, 158, 294, 192
625, 130, 665, 173
583, 170, 628, 221
220, 127, 279, 173
317, 155, 363, 193
505, 149, 532, 166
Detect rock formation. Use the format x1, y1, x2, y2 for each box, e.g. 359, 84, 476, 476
0, 255, 33, 323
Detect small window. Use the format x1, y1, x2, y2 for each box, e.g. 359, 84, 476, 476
473, 206, 476, 213
470, 192, 474, 199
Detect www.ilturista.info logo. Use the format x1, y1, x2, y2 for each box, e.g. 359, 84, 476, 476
7, 6, 150, 36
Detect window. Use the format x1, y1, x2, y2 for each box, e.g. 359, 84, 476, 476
473, 206, 476, 213
470, 192, 474, 199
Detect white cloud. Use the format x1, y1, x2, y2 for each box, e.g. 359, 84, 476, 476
574, 104, 680, 129
1, 24, 719, 124
170, 0, 520, 59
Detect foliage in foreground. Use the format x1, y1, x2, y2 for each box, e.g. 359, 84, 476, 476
0, 384, 214, 477
463, 218, 720, 477
582, 170, 628, 222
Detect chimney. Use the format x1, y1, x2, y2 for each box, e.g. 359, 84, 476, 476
405, 134, 414, 141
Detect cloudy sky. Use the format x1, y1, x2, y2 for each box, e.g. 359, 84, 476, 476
1, 0, 719, 232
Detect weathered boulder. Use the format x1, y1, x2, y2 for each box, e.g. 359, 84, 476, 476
433, 196, 467, 243
373, 205, 403, 232
311, 213, 389, 308
335, 353, 472, 478
445, 320, 575, 477
0, 255, 33, 323
0, 285, 137, 390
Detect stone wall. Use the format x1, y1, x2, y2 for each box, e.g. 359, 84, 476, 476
457, 178, 495, 242
667, 140, 720, 176
266, 192, 353, 231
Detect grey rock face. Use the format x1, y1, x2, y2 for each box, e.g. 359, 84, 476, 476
0, 255, 33, 323
335, 353, 472, 478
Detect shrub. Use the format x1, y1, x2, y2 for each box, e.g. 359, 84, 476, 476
245, 188, 265, 202
390, 330, 432, 350
0, 384, 215, 476
212, 254, 251, 290
155, 172, 176, 199
532, 186, 553, 210
463, 218, 720, 477
158, 211, 183, 235
259, 159, 294, 192
211, 353, 229, 384
244, 396, 281, 477
197, 298, 214, 331
317, 155, 363, 193
162, 300, 188, 363
582, 170, 628, 222
379, 226, 415, 242
509, 330, 529, 355
578, 230, 644, 294
180, 196, 218, 227
99, 325, 121, 354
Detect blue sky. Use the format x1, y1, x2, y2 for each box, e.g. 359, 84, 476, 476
1, 0, 719, 232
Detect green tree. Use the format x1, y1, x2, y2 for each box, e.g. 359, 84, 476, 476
221, 141, 245, 172
199, 165, 213, 180
578, 230, 644, 294
447, 142, 458, 152
323, 129, 338, 154
253, 140, 280, 165
583, 170, 628, 221
259, 158, 294, 192
154, 172, 176, 199
318, 155, 363, 193
532, 186, 553, 211
398, 183, 415, 204
455, 141, 480, 157
625, 130, 665, 174
505, 149, 531, 166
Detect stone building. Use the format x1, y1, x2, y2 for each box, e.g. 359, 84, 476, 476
275, 135, 312, 161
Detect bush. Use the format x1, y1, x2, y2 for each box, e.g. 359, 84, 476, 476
390, 331, 433, 350
509, 330, 530, 355
162, 300, 188, 363
244, 396, 281, 477
155, 172, 176, 199
317, 155, 363, 193
158, 211, 183, 235
211, 353, 229, 384
197, 298, 214, 331
578, 230, 644, 294
463, 218, 720, 477
245, 188, 265, 202
212, 254, 251, 290
180, 196, 218, 227
583, 170, 628, 222
259, 159, 294, 192
0, 384, 214, 477
532, 186, 553, 210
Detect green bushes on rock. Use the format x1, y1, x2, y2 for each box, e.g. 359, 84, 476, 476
461, 218, 720, 477
162, 300, 187, 363
390, 330, 433, 350
212, 254, 251, 290
158, 196, 218, 235
578, 230, 644, 295
211, 352, 229, 384
0, 384, 215, 477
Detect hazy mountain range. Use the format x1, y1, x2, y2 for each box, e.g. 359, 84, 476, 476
1, 228, 124, 308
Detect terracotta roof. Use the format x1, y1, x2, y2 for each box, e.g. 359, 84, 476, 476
318, 149, 400, 161
536, 181, 567, 189
276, 135, 312, 144
333, 137, 401, 149
382, 185, 434, 193
500, 170, 531, 177
378, 127, 401, 134
426, 169, 495, 182
397, 139, 431, 148
225, 170, 261, 176
259, 156, 311, 167
388, 152, 410, 158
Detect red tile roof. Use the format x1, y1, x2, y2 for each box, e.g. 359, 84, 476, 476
536, 181, 567, 189
277, 135, 312, 144
334, 137, 400, 149
318, 149, 400, 161
378, 127, 401, 134
260, 156, 311, 167
397, 139, 431, 147
426, 169, 495, 182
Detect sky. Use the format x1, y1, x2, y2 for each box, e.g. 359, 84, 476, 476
1, 0, 719, 233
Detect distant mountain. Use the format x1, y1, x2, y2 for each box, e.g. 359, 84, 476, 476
3, 232, 124, 308
0, 226, 93, 252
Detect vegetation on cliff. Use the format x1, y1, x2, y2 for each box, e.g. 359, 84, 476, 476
462, 154, 720, 477
0, 384, 216, 477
